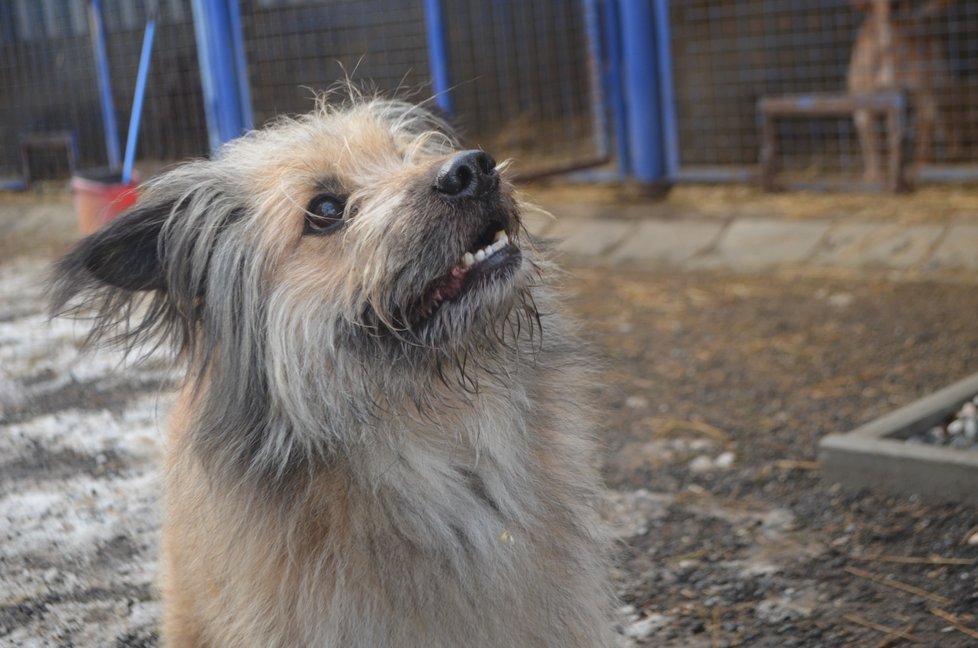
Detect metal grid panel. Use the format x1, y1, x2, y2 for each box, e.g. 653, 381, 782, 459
442, 0, 605, 176
0, 0, 208, 180
101, 0, 209, 165
670, 0, 978, 181
240, 0, 431, 126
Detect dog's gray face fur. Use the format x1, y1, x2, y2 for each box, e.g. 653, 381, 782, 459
51, 99, 547, 480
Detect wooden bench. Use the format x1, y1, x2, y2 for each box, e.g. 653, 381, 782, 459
758, 92, 908, 193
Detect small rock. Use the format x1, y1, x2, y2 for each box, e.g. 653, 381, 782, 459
624, 614, 670, 640
715, 451, 736, 469
966, 530, 978, 546
948, 419, 964, 435
677, 559, 700, 572
689, 455, 714, 473
754, 596, 812, 624
965, 418, 978, 441
625, 395, 648, 409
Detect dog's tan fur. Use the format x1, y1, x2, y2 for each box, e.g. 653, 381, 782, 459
51, 97, 614, 647
848, 0, 961, 184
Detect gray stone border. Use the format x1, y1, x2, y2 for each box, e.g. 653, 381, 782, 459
819, 373, 978, 504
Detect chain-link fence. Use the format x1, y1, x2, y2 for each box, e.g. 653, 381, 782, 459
0, 0, 208, 182
240, 0, 431, 126
670, 0, 978, 183
441, 0, 607, 176
1, 0, 608, 184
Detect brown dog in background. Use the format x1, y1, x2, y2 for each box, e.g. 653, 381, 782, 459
848, 0, 961, 184
51, 97, 615, 647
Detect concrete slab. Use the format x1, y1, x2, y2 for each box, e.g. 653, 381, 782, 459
690, 219, 829, 270
925, 224, 978, 272
819, 373, 978, 505
548, 218, 636, 257
813, 223, 946, 270
611, 220, 725, 264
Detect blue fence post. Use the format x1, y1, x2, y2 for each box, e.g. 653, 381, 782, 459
190, 0, 253, 155
423, 0, 454, 116
121, 18, 155, 184
87, 0, 121, 169
602, 0, 630, 178
582, 0, 610, 163
652, 0, 679, 181
617, 0, 666, 184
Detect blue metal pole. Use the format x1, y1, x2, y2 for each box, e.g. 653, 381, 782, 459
653, 0, 679, 181
87, 0, 121, 169
226, 0, 254, 130
582, 0, 609, 162
423, 0, 454, 116
618, 0, 665, 183
191, 0, 253, 155
602, 0, 630, 177
122, 18, 155, 184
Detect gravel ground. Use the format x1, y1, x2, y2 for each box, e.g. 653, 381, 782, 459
2, 247, 978, 646
570, 264, 978, 646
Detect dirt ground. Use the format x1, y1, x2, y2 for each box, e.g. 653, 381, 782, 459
570, 264, 978, 646
2, 205, 978, 645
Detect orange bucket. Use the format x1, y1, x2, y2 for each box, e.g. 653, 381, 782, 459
71, 169, 139, 235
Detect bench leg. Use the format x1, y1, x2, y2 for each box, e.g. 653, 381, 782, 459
760, 113, 778, 192
886, 106, 908, 193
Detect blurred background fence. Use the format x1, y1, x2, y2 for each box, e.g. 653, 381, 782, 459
2, 0, 977, 188
670, 0, 978, 184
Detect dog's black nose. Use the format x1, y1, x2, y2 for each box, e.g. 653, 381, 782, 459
434, 150, 497, 199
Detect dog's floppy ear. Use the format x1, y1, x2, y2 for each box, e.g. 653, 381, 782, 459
65, 201, 168, 292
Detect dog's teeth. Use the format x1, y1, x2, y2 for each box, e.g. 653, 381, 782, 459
475, 249, 486, 262
462, 252, 475, 268
494, 230, 507, 243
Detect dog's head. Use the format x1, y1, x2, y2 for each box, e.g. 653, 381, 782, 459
51, 98, 552, 473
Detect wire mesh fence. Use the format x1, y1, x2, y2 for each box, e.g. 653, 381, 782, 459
669, 0, 978, 184
239, 0, 605, 177
441, 0, 607, 176
0, 0, 208, 182
1, 0, 605, 182
240, 0, 431, 127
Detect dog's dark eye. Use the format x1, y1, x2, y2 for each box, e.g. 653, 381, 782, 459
304, 195, 346, 235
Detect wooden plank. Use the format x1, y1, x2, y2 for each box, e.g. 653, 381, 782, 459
758, 93, 905, 118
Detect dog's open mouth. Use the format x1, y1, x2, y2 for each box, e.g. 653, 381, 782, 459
416, 225, 521, 322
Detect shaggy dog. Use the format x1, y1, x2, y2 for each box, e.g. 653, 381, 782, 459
51, 98, 614, 647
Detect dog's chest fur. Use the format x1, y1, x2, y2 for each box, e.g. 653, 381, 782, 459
164, 358, 612, 648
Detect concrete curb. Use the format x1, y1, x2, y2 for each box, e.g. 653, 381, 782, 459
819, 373, 978, 505
536, 202, 977, 278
